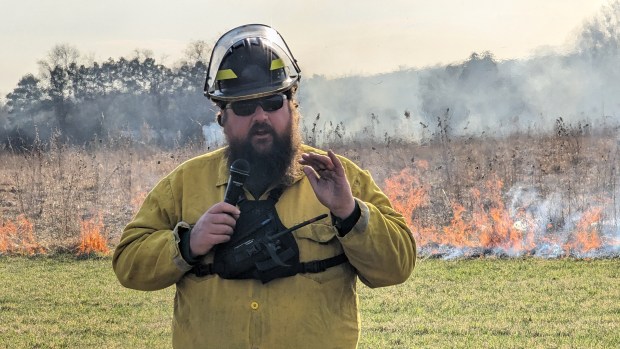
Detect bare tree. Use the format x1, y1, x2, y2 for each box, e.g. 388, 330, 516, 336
133, 48, 154, 62
37, 43, 81, 81
183, 40, 212, 65
576, 0, 620, 58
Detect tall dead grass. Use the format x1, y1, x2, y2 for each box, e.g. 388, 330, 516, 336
0, 132, 204, 254
0, 122, 618, 255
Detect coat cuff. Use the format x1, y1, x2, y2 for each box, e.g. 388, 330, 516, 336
336, 198, 369, 238
331, 200, 361, 236
172, 222, 197, 271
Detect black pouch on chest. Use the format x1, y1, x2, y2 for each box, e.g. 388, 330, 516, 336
211, 190, 300, 283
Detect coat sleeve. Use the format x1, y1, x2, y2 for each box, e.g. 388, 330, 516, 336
338, 161, 416, 288
112, 176, 191, 291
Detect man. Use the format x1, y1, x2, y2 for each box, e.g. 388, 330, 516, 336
113, 24, 415, 348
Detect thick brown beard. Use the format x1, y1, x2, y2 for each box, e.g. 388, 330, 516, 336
225, 105, 302, 197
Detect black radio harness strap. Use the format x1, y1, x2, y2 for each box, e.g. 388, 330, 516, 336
189, 187, 349, 283
192, 253, 348, 278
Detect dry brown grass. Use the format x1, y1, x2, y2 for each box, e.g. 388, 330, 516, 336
0, 135, 205, 254
0, 126, 618, 256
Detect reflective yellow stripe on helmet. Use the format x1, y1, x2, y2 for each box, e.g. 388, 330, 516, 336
270, 58, 284, 70
215, 69, 238, 80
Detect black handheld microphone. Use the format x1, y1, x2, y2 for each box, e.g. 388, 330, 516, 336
224, 159, 250, 205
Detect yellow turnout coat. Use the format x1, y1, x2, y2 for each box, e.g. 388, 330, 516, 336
113, 144, 416, 349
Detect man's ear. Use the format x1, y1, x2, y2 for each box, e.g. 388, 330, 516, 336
217, 110, 228, 127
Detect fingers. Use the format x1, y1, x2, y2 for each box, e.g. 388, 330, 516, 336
302, 165, 320, 189
208, 202, 241, 218
202, 229, 233, 245
326, 150, 346, 176
190, 202, 240, 255
198, 202, 239, 234
299, 150, 344, 175
299, 151, 332, 170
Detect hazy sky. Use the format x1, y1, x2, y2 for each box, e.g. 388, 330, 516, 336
0, 0, 611, 96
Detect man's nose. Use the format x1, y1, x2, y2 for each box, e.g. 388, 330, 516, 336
251, 106, 269, 122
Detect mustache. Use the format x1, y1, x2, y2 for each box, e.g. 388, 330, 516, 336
249, 123, 276, 135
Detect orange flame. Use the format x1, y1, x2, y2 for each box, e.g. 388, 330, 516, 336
382, 163, 436, 246
442, 203, 476, 247
383, 166, 429, 225
77, 214, 109, 256
383, 167, 606, 257
0, 214, 45, 255
565, 207, 603, 253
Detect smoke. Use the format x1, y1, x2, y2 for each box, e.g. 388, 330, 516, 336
202, 122, 225, 150
297, 1, 620, 143
410, 183, 620, 260
576, 0, 620, 58
3, 2, 619, 149
506, 185, 620, 259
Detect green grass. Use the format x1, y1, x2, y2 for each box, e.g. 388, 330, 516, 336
359, 258, 619, 348
1, 257, 618, 348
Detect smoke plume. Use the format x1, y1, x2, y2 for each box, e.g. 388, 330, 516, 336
297, 1, 620, 143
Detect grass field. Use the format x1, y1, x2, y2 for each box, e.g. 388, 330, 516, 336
0, 257, 618, 348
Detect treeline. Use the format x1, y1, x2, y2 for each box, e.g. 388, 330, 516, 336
2, 0, 619, 150
1, 45, 216, 149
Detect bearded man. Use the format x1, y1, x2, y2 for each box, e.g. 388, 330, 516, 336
113, 24, 416, 349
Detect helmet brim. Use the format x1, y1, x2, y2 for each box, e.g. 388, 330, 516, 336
204, 24, 301, 101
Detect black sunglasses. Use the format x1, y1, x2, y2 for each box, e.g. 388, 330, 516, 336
226, 94, 287, 116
